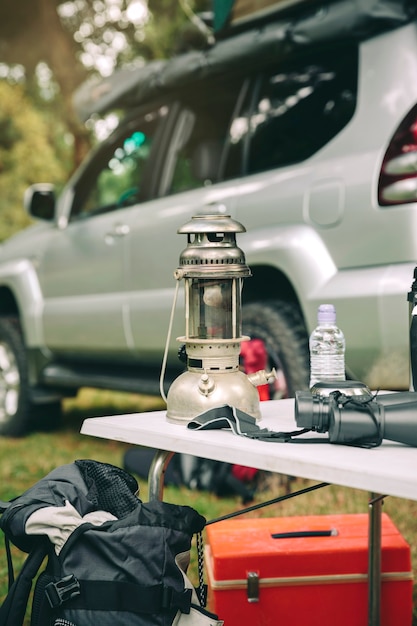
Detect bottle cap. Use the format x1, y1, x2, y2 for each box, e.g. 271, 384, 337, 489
317, 303, 336, 324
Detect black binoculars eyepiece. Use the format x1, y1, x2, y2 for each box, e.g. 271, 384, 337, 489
295, 382, 417, 447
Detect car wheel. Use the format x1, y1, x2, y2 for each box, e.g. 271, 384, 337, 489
242, 300, 310, 399
0, 317, 32, 436
0, 317, 62, 436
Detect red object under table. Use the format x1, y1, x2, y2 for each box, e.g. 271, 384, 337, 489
205, 513, 413, 626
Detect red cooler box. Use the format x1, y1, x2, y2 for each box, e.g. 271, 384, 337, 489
205, 513, 412, 626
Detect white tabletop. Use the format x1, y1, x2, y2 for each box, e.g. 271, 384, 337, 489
81, 398, 417, 501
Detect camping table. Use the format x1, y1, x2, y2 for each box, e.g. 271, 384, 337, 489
81, 398, 417, 626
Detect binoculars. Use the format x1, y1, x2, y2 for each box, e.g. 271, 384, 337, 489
295, 382, 417, 447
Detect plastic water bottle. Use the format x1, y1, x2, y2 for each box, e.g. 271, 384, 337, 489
309, 304, 346, 389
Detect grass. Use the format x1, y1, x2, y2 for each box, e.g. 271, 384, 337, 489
0, 388, 416, 624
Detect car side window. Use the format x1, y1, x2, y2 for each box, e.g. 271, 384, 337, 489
159, 76, 246, 196
221, 79, 253, 181
71, 106, 168, 220
246, 46, 358, 174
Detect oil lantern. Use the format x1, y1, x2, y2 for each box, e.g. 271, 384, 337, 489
166, 213, 276, 424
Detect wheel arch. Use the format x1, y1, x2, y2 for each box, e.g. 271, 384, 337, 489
0, 260, 44, 347
239, 223, 337, 333
0, 286, 20, 316
243, 264, 304, 315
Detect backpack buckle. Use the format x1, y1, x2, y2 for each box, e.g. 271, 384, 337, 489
162, 586, 192, 613
45, 574, 81, 608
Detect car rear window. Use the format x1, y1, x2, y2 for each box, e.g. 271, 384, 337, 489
224, 45, 358, 177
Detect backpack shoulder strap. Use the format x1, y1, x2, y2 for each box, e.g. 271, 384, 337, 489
0, 501, 14, 588
0, 540, 48, 626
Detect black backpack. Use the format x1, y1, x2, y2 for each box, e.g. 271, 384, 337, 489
0, 459, 222, 626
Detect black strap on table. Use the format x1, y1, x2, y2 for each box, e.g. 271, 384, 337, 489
187, 404, 311, 442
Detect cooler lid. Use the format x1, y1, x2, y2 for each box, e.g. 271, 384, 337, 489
205, 514, 411, 581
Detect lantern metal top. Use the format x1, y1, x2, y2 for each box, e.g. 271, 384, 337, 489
176, 213, 251, 278
177, 213, 246, 235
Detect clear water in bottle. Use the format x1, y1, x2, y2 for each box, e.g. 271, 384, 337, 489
309, 304, 346, 389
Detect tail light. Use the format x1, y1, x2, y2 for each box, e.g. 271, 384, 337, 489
378, 104, 417, 206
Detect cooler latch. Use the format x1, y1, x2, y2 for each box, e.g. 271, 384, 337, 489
247, 571, 259, 602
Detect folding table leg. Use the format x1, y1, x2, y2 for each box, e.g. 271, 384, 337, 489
148, 449, 175, 500
368, 493, 385, 626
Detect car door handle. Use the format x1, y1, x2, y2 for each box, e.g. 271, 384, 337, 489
105, 223, 130, 238
113, 223, 130, 236
104, 223, 130, 244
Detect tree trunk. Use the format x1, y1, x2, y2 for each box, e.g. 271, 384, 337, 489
0, 0, 90, 168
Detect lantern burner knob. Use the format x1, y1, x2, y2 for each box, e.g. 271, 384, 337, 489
198, 373, 215, 396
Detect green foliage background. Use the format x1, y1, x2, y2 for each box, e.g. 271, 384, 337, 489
0, 81, 71, 242
0, 0, 209, 244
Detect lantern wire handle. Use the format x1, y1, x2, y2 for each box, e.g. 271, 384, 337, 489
159, 278, 181, 403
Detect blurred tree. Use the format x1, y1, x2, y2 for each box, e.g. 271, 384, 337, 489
145, 0, 212, 58
0, 0, 211, 238
0, 0, 89, 165
0, 81, 69, 241
0, 0, 211, 166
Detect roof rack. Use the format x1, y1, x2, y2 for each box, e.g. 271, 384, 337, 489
73, 0, 417, 121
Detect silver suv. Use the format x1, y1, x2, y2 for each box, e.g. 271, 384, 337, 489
1, 1, 417, 435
